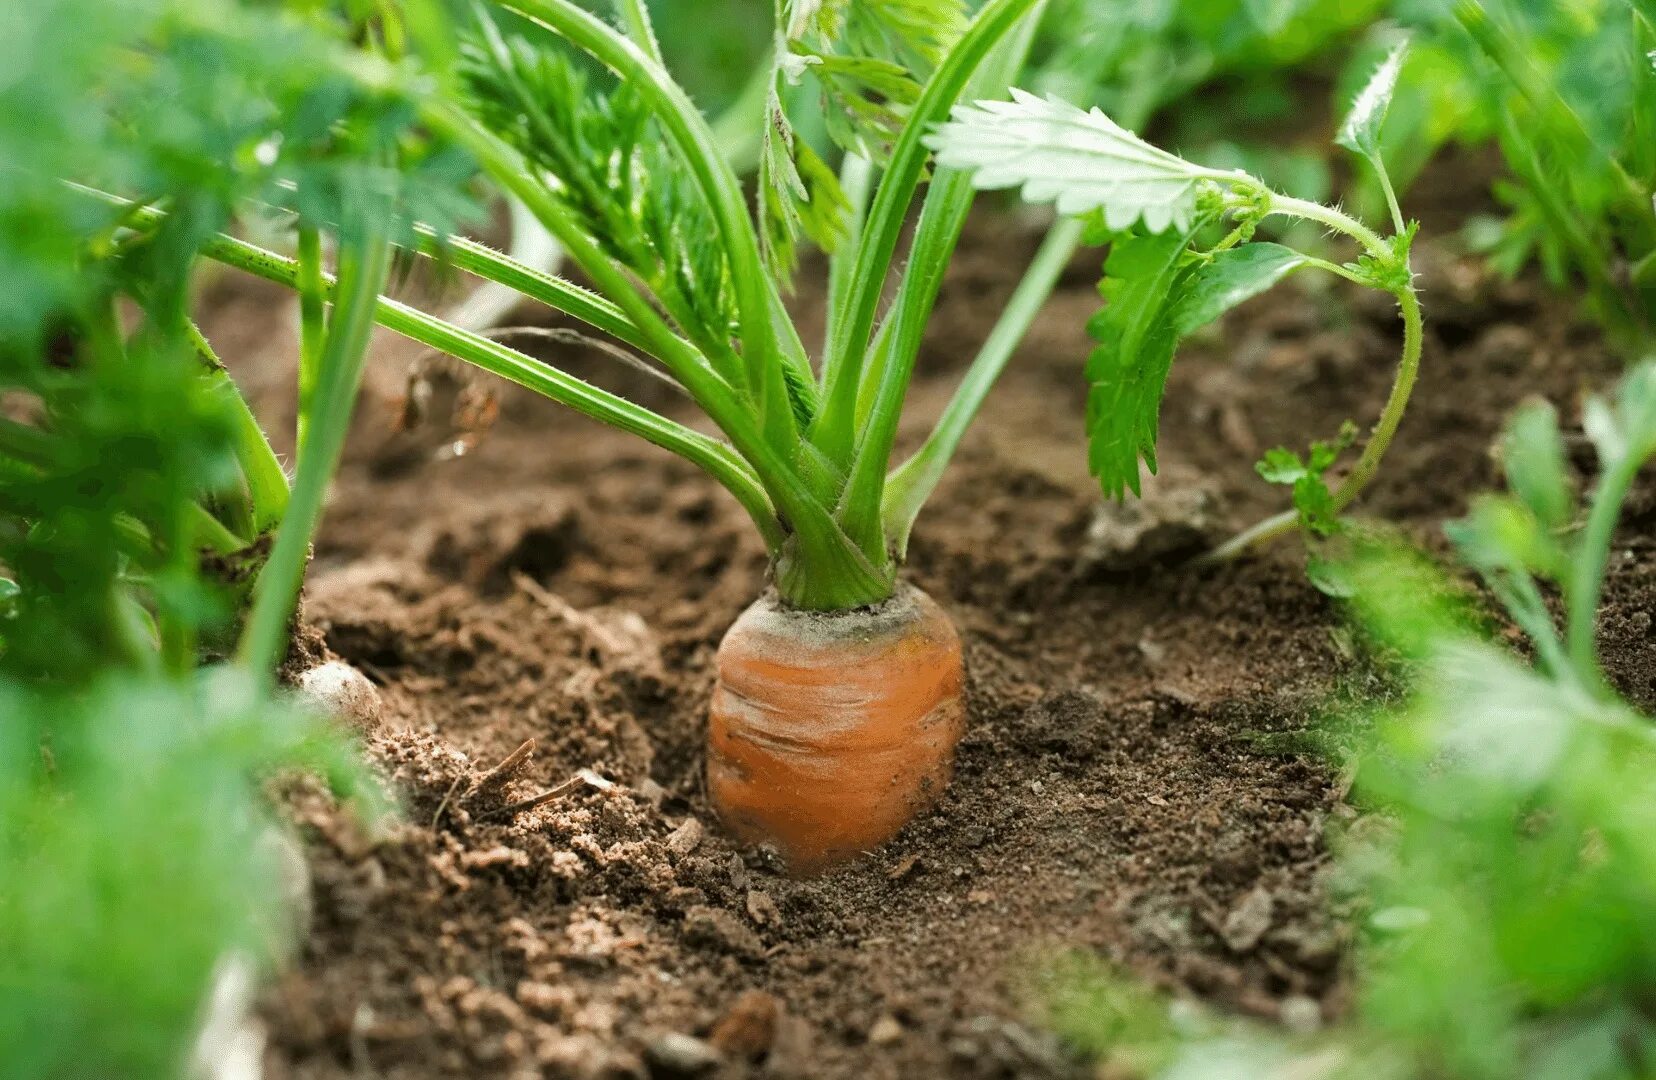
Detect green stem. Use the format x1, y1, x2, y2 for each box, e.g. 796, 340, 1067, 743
1266, 194, 1389, 256
186, 500, 249, 556
611, 0, 663, 63
1567, 453, 1641, 688
185, 321, 290, 534
822, 153, 875, 371
239, 222, 393, 678
883, 215, 1084, 557
835, 165, 978, 562
811, 0, 1044, 469
1197, 509, 1297, 565
296, 223, 326, 456
1375, 166, 1406, 237
412, 227, 662, 355
1204, 283, 1424, 562
1330, 286, 1424, 513
204, 228, 788, 555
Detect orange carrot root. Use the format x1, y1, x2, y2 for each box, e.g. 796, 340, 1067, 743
706, 584, 965, 874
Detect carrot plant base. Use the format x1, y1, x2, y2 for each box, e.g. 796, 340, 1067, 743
706, 584, 965, 875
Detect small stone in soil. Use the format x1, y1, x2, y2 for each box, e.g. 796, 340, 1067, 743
745, 890, 781, 927
1279, 995, 1322, 1035
643, 1032, 722, 1078
866, 1015, 903, 1046
295, 660, 382, 732
665, 817, 703, 857
1082, 480, 1217, 568
682, 905, 763, 958
709, 990, 781, 1061
1220, 885, 1276, 954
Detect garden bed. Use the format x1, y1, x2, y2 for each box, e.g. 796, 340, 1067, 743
236, 206, 1636, 1079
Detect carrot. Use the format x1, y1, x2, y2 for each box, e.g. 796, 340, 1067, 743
707, 585, 965, 874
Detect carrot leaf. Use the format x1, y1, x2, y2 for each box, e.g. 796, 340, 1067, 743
1083, 223, 1209, 498
1173, 243, 1307, 337
926, 88, 1228, 231
1336, 39, 1410, 168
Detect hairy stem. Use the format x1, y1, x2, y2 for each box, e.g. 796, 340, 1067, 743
1328, 286, 1424, 513
611, 0, 662, 64
1204, 202, 1422, 563
1266, 194, 1389, 256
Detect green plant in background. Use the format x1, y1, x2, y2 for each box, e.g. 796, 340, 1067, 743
1032, 360, 1656, 1079
1031, 0, 1381, 176
930, 44, 1424, 559
1350, 0, 1654, 355
1332, 359, 1656, 1080
0, 673, 384, 1079
0, 1, 424, 1072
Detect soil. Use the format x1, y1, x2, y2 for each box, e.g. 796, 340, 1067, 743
207, 173, 1643, 1079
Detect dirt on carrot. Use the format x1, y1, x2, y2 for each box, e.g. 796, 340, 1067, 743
221, 192, 1643, 1079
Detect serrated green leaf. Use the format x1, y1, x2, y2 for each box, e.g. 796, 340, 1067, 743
1336, 39, 1409, 163
1502, 401, 1573, 530
1307, 420, 1360, 474
1172, 243, 1306, 337
1255, 447, 1307, 484
927, 89, 1230, 232
1258, 420, 1358, 538
1083, 222, 1210, 498
1293, 475, 1340, 537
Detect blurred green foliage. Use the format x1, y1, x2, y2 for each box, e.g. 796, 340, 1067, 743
0, 2, 411, 1074
1038, 362, 1656, 1079
0, 670, 384, 1080
1345, 0, 1654, 351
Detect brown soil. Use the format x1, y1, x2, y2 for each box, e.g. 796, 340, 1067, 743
212, 196, 1639, 1079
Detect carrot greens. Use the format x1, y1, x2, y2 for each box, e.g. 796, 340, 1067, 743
99, 0, 1056, 612
1037, 359, 1656, 1080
